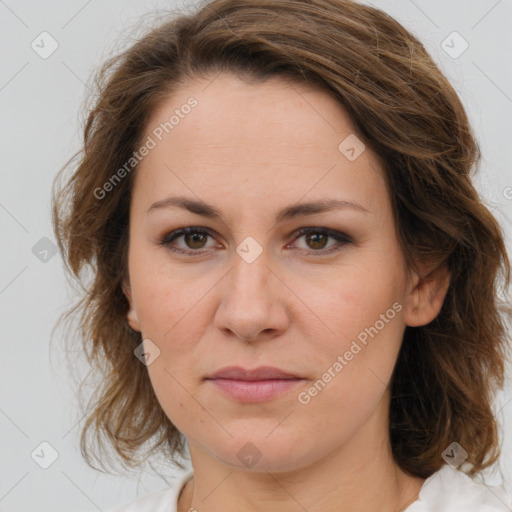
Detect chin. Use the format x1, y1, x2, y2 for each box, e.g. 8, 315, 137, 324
204, 429, 319, 473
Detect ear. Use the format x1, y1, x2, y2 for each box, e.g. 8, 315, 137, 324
122, 279, 141, 332
404, 264, 451, 327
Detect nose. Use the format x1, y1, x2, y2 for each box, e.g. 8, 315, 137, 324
214, 250, 290, 342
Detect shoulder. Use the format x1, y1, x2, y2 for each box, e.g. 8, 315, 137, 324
109, 469, 194, 512
406, 465, 512, 512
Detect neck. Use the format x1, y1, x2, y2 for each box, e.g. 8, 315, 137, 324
178, 399, 425, 512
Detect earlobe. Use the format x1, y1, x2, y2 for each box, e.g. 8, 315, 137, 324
122, 279, 141, 332
404, 265, 451, 327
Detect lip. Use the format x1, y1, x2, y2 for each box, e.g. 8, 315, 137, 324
205, 366, 304, 402
206, 365, 301, 381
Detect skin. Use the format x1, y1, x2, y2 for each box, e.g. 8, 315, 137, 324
122, 73, 450, 512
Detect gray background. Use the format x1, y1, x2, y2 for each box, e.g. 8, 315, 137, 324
1, 0, 511, 510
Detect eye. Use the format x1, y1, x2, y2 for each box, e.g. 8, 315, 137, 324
159, 227, 220, 254
289, 227, 352, 255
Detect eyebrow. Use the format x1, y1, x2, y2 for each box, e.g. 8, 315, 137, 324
146, 196, 370, 221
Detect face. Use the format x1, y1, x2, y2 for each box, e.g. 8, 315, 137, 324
123, 73, 447, 472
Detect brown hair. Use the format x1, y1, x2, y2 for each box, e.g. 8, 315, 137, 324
52, 0, 511, 478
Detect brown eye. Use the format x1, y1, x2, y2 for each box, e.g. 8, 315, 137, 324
184, 232, 208, 249
305, 232, 329, 250
292, 228, 352, 255
160, 227, 218, 254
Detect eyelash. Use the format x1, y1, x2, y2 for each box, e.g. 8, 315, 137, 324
158, 226, 352, 256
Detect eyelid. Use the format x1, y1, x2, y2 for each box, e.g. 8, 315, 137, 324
291, 227, 352, 244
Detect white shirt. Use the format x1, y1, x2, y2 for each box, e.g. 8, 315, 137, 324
112, 465, 512, 511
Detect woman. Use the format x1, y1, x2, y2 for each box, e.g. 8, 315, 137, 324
51, 0, 512, 510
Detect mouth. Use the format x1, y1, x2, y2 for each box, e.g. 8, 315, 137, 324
204, 366, 304, 402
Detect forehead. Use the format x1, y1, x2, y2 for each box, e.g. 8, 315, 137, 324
145, 73, 352, 153
133, 73, 388, 216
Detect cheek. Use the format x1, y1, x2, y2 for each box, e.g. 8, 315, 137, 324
147, 363, 212, 441
290, 257, 407, 416
129, 251, 213, 341
294, 252, 406, 351
293, 291, 405, 446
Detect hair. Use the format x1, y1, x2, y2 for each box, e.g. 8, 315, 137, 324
51, 0, 511, 479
